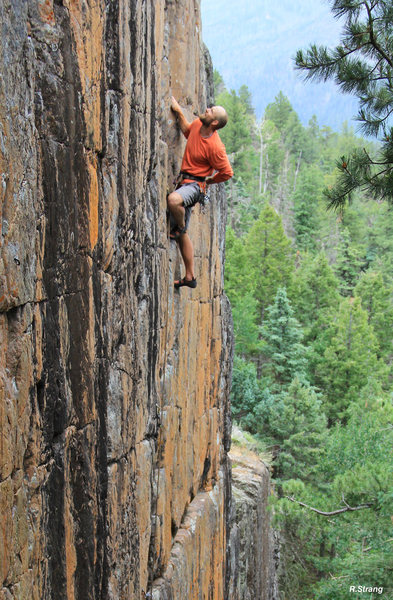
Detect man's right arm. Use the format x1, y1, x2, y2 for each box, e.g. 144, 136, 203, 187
171, 96, 191, 137
206, 146, 234, 185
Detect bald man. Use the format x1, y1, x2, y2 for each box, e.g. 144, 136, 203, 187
168, 97, 233, 289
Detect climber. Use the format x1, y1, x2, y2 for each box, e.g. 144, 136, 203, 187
168, 96, 233, 289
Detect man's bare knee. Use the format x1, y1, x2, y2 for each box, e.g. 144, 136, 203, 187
167, 191, 183, 209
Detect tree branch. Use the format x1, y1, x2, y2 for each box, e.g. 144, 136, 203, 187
367, 165, 393, 181
365, 2, 393, 69
295, 43, 368, 77
286, 496, 374, 516
368, 57, 384, 77
325, 182, 359, 209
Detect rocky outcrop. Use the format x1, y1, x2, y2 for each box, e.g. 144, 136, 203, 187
0, 1, 233, 599
229, 446, 279, 600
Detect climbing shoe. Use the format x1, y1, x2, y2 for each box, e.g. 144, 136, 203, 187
174, 277, 197, 289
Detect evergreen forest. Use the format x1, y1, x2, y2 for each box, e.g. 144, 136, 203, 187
217, 76, 393, 599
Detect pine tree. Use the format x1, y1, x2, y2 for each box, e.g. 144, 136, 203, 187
265, 92, 295, 134
238, 84, 255, 117
354, 270, 393, 360
366, 201, 393, 283
225, 228, 260, 356
334, 227, 364, 296
289, 253, 342, 389
284, 111, 308, 160
261, 287, 308, 387
244, 206, 294, 321
259, 119, 286, 194
230, 356, 261, 426
293, 166, 323, 251
317, 297, 386, 421
213, 68, 226, 98
231, 293, 261, 357
265, 92, 307, 160
290, 252, 341, 342
265, 378, 328, 482
295, 0, 393, 208
224, 227, 252, 303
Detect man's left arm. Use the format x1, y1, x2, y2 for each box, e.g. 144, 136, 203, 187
206, 147, 233, 185
171, 96, 191, 137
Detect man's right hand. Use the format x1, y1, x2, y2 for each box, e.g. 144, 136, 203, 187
171, 96, 182, 115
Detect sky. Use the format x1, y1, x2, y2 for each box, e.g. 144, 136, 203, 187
201, 0, 360, 130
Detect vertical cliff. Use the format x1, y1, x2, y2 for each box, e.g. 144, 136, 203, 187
0, 1, 233, 598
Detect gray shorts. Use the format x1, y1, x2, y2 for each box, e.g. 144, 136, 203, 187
176, 182, 201, 230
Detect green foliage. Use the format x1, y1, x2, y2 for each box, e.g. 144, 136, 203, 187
224, 227, 261, 355
295, 0, 393, 208
265, 92, 296, 134
230, 356, 261, 430
266, 91, 310, 161
260, 288, 308, 387
317, 297, 386, 421
219, 71, 393, 599
289, 252, 341, 343
244, 206, 294, 320
367, 203, 393, 282
333, 227, 365, 296
260, 118, 286, 184
224, 227, 252, 303
231, 293, 261, 356
213, 68, 225, 98
293, 166, 324, 251
238, 84, 255, 116
322, 399, 393, 494
275, 399, 393, 600
354, 269, 393, 360
263, 378, 328, 482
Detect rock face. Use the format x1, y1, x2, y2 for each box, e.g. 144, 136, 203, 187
0, 1, 233, 599
229, 447, 279, 600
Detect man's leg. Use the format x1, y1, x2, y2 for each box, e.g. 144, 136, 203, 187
167, 191, 186, 229
168, 183, 199, 287
177, 232, 195, 281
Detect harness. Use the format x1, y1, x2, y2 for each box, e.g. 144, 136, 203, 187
174, 171, 210, 208
179, 171, 206, 182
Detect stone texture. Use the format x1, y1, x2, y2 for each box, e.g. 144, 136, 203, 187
0, 1, 234, 599
229, 447, 280, 600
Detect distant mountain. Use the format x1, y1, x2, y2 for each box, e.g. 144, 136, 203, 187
201, 0, 360, 130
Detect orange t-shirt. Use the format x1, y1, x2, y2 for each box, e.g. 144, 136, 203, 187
181, 119, 233, 184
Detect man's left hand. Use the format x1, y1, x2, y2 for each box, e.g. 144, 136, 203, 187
171, 96, 182, 114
